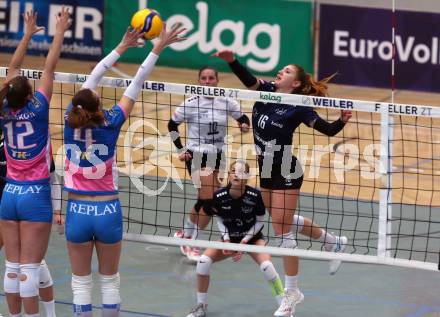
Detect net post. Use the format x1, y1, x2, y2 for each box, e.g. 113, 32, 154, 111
378, 103, 390, 258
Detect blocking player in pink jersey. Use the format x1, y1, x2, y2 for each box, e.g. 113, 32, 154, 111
0, 8, 71, 316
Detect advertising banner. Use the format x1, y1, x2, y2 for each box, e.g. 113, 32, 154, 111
319, 4, 440, 92
0, 0, 104, 60
104, 0, 314, 76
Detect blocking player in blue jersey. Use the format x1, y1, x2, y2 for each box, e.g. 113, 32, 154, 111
63, 25, 185, 317
214, 50, 352, 317
0, 8, 71, 316
186, 160, 284, 317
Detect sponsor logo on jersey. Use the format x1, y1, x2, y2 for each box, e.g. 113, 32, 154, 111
242, 206, 253, 214
270, 121, 283, 128
274, 107, 288, 115
221, 205, 231, 210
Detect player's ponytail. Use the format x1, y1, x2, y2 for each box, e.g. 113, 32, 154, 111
0, 76, 32, 111
292, 64, 336, 97
0, 84, 8, 112
68, 88, 104, 129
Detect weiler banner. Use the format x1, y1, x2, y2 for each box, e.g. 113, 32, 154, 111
0, 0, 104, 60
104, 0, 314, 75
319, 4, 440, 92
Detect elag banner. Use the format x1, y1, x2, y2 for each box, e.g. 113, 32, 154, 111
104, 0, 314, 76
319, 4, 440, 92
0, 0, 103, 60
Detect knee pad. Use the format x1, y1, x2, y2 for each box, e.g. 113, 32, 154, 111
4, 261, 20, 294
194, 199, 203, 213
260, 260, 278, 281
19, 263, 40, 298
100, 273, 120, 305
72, 274, 93, 305
196, 255, 213, 276
194, 199, 214, 215
293, 215, 304, 232
39, 259, 53, 288
275, 232, 297, 249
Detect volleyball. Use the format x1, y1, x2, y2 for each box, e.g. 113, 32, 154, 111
130, 9, 164, 40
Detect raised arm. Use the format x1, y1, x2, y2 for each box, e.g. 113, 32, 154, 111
5, 10, 44, 83
82, 27, 145, 90
213, 50, 260, 90
310, 110, 352, 136
119, 23, 186, 116
38, 7, 71, 100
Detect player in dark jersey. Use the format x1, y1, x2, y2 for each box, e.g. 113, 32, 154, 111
214, 50, 352, 317
186, 160, 284, 317
168, 66, 250, 262
0, 9, 71, 316
0, 138, 63, 317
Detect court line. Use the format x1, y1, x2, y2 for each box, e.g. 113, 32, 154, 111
0, 293, 172, 317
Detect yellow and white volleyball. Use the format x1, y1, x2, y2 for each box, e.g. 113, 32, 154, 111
130, 9, 164, 40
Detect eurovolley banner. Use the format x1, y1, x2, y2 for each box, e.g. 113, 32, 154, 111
0, 0, 104, 60
319, 4, 440, 92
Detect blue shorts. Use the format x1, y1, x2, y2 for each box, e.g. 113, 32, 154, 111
0, 182, 52, 223
65, 199, 123, 244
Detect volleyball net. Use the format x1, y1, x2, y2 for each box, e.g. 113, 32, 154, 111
1, 67, 439, 272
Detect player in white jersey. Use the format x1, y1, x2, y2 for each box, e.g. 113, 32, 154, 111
168, 66, 250, 262
0, 9, 71, 316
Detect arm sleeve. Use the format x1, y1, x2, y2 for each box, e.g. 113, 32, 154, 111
228, 59, 259, 88
236, 114, 250, 126
168, 119, 184, 150
50, 171, 62, 212
82, 50, 121, 90
216, 217, 230, 241
227, 99, 244, 120
311, 117, 346, 137
241, 215, 265, 243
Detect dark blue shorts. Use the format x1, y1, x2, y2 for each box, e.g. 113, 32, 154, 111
65, 199, 123, 244
0, 182, 52, 222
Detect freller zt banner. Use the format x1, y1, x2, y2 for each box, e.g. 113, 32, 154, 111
319, 4, 440, 92
0, 0, 103, 61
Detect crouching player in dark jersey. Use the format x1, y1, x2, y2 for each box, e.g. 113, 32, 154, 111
0, 138, 63, 317
186, 161, 284, 317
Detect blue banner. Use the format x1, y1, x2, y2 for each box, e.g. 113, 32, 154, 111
0, 0, 103, 60
319, 4, 440, 92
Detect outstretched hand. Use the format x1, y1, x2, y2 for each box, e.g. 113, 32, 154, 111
119, 27, 145, 49
340, 110, 352, 123
23, 10, 45, 36
152, 23, 186, 55
212, 50, 235, 63
55, 6, 72, 33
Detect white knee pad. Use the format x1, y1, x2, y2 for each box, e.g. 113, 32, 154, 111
39, 259, 53, 288
293, 215, 304, 232
100, 273, 120, 305
260, 260, 278, 281
275, 232, 297, 249
19, 263, 40, 298
4, 261, 20, 294
196, 255, 213, 276
72, 274, 93, 305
